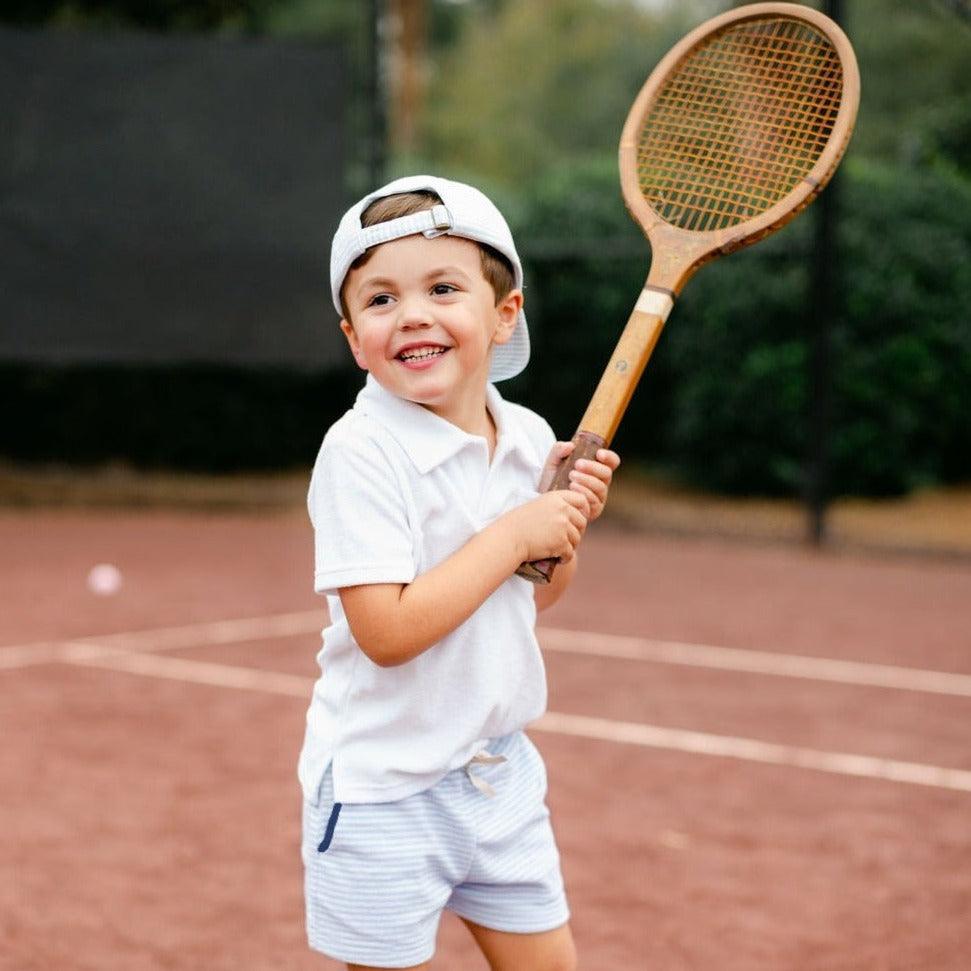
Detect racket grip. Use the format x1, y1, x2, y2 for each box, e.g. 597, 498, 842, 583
515, 430, 606, 585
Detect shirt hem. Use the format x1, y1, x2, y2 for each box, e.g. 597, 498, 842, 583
330, 733, 508, 804
331, 770, 453, 805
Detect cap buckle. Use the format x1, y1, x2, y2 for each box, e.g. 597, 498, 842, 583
423, 204, 452, 239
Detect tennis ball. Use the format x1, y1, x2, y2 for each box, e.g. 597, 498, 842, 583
87, 563, 123, 596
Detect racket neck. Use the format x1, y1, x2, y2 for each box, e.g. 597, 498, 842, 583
577, 224, 712, 442
577, 294, 671, 444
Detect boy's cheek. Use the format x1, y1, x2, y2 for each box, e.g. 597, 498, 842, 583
340, 320, 371, 371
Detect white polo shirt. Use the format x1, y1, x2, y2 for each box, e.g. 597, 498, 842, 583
298, 375, 556, 805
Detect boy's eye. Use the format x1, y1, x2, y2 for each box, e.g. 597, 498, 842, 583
366, 293, 393, 307
431, 283, 457, 296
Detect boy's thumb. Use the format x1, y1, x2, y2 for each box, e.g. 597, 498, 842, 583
539, 440, 575, 491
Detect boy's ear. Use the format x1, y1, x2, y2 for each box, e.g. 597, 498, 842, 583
492, 289, 523, 346
340, 319, 369, 371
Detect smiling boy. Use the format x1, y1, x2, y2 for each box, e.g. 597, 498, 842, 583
299, 175, 619, 971
339, 227, 516, 438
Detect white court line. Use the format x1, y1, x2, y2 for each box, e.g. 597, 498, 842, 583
58, 645, 971, 795
533, 711, 971, 795
74, 609, 327, 653
0, 610, 326, 668
5, 610, 971, 699
60, 643, 310, 697
0, 642, 66, 670
539, 627, 971, 699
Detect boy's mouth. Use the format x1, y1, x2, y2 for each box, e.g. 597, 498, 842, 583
396, 344, 450, 363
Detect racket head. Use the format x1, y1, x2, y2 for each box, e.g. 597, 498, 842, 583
619, 2, 860, 290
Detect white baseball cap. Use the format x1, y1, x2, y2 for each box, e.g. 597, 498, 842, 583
330, 174, 530, 382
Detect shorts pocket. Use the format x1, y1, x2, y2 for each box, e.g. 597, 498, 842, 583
317, 802, 343, 853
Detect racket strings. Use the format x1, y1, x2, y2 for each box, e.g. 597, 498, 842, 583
638, 16, 844, 233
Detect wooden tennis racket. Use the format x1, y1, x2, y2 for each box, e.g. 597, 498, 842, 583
517, 1, 860, 583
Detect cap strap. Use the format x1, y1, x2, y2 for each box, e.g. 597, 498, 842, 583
357, 204, 452, 253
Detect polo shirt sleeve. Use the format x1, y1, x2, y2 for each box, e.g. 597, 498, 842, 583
517, 406, 557, 471
308, 429, 416, 595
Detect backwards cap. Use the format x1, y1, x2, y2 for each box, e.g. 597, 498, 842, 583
330, 174, 529, 382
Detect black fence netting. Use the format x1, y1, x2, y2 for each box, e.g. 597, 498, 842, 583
0, 25, 347, 370
0, 26, 358, 470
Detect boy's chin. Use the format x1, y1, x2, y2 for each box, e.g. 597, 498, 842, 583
402, 387, 449, 409
374, 366, 490, 410
400, 382, 475, 415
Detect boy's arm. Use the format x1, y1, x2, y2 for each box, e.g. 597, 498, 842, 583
340, 490, 589, 668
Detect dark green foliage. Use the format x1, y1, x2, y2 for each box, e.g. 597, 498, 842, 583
665, 256, 811, 495
824, 160, 971, 493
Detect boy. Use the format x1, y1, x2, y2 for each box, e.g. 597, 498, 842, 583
300, 175, 619, 971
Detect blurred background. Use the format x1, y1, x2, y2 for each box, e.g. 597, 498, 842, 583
2, 0, 969, 553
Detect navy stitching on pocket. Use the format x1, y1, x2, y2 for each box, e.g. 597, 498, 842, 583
317, 802, 342, 853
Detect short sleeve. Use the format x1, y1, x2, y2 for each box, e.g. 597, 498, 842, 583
308, 427, 416, 595
532, 414, 556, 459
508, 402, 556, 473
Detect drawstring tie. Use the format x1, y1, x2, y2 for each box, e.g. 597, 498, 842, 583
464, 751, 507, 798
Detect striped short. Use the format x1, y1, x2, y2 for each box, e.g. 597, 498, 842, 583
301, 730, 570, 968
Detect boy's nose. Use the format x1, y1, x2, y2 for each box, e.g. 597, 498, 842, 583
397, 295, 434, 329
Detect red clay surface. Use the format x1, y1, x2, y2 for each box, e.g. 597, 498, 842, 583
3, 510, 971, 970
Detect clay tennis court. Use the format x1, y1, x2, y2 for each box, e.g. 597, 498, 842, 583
3, 507, 970, 969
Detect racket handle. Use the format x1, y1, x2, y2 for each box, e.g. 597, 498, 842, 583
515, 430, 607, 585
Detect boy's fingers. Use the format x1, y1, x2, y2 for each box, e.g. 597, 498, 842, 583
570, 483, 597, 507
539, 441, 576, 491
573, 459, 614, 482
559, 488, 589, 509
549, 441, 575, 464
569, 471, 607, 499
576, 494, 593, 519
570, 484, 602, 514
567, 503, 589, 529
595, 449, 621, 470
555, 491, 588, 522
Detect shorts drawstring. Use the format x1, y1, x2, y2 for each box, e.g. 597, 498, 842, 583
464, 751, 507, 797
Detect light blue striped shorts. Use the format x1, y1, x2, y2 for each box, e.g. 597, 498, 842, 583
301, 730, 570, 968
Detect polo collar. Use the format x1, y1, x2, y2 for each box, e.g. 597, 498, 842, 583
354, 375, 536, 474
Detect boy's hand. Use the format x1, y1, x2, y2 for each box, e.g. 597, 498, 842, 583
499, 489, 590, 565
541, 441, 621, 524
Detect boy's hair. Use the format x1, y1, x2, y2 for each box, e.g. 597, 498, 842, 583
339, 190, 516, 321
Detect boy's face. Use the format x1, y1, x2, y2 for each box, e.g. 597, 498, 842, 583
340, 234, 522, 424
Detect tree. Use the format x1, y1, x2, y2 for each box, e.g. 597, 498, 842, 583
421, 0, 689, 184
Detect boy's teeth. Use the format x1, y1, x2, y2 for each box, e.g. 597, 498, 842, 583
400, 347, 446, 361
